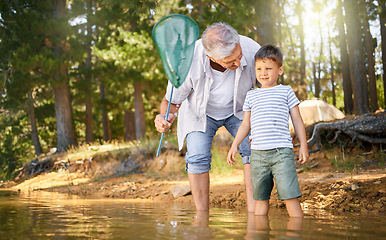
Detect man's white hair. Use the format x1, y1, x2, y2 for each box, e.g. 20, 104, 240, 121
202, 22, 240, 60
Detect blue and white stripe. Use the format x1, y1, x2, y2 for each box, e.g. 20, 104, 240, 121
243, 84, 300, 150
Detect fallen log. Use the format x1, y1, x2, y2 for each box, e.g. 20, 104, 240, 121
14, 157, 54, 183
303, 112, 386, 153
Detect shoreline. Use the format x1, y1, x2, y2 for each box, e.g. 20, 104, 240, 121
4, 168, 385, 215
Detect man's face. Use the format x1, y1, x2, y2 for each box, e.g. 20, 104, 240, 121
209, 44, 243, 70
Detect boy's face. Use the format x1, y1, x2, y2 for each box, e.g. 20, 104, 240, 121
255, 58, 283, 88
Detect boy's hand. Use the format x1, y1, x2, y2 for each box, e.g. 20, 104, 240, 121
227, 146, 238, 166
298, 145, 309, 164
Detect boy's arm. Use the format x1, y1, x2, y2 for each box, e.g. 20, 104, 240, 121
227, 111, 251, 165
289, 105, 309, 164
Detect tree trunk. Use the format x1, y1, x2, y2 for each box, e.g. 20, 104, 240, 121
85, 0, 94, 143
297, 0, 306, 90
337, 0, 354, 114
254, 1, 275, 44
328, 30, 336, 106
277, 0, 284, 84
133, 81, 146, 140
124, 109, 136, 142
54, 81, 78, 151
313, 61, 320, 99
99, 82, 111, 142
85, 98, 93, 143
52, 0, 77, 152
344, 0, 369, 115
379, 0, 386, 108
28, 91, 42, 156
317, 13, 323, 99
363, 15, 379, 112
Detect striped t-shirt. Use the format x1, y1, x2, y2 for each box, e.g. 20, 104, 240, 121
243, 84, 300, 150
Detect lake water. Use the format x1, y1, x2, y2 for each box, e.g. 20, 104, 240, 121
0, 189, 385, 239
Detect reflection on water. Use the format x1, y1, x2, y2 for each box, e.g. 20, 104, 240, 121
0, 189, 385, 239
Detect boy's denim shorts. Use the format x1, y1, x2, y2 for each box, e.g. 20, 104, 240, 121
250, 148, 301, 201
185, 115, 251, 174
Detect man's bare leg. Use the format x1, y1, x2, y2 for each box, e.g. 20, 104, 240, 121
188, 172, 210, 211
243, 163, 256, 212
192, 210, 209, 227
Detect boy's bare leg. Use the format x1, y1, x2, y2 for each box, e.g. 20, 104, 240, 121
188, 172, 210, 211
243, 163, 256, 212
254, 200, 269, 215
284, 198, 303, 217
286, 216, 303, 237
254, 215, 270, 234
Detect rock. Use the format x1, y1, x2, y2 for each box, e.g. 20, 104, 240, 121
361, 208, 368, 213
378, 197, 386, 202
170, 185, 191, 198
366, 191, 379, 198
373, 203, 383, 209
302, 189, 310, 195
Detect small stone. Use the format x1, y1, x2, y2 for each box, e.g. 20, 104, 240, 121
351, 184, 359, 191
361, 208, 368, 213
303, 189, 311, 195
373, 203, 383, 209
170, 185, 191, 198
378, 197, 386, 202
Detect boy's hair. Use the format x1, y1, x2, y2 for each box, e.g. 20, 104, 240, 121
254, 44, 283, 67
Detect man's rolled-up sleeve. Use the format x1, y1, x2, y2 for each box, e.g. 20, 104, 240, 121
164, 78, 193, 105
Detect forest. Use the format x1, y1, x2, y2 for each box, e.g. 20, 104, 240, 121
0, 0, 385, 180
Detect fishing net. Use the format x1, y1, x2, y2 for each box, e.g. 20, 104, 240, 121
152, 14, 199, 88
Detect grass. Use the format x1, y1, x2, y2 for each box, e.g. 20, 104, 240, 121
51, 137, 165, 164
211, 147, 243, 175
332, 153, 361, 175
325, 143, 385, 174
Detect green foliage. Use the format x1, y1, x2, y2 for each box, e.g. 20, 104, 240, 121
94, 28, 156, 71
0, 110, 35, 180
376, 74, 385, 109
92, 26, 166, 139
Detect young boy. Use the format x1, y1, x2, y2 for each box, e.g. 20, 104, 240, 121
227, 44, 309, 217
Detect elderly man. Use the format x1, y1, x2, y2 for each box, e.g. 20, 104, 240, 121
155, 22, 260, 212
